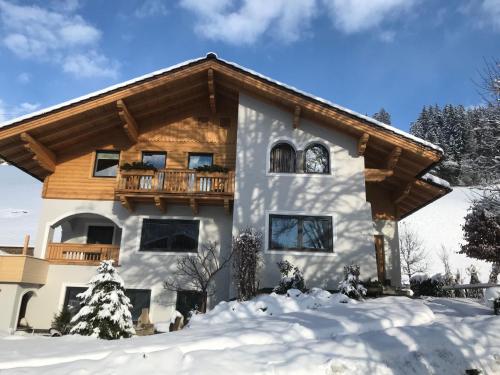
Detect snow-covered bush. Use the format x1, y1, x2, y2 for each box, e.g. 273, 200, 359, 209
338, 265, 366, 300
410, 273, 453, 297
70, 260, 135, 339
273, 260, 306, 294
465, 265, 484, 299
232, 228, 262, 301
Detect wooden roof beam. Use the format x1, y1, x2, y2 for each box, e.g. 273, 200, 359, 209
208, 68, 216, 114
386, 147, 402, 170
357, 133, 369, 156
117, 99, 139, 143
365, 168, 393, 182
119, 195, 134, 212
154, 196, 166, 213
20, 132, 56, 173
293, 106, 301, 129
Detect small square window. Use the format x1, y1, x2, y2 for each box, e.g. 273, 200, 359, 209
93, 151, 120, 177
142, 152, 166, 169
86, 226, 114, 245
188, 153, 213, 170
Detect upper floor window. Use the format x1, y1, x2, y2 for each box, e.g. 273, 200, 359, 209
86, 225, 114, 245
270, 143, 296, 173
142, 151, 167, 170
304, 143, 329, 174
188, 153, 213, 169
93, 151, 120, 177
139, 219, 199, 252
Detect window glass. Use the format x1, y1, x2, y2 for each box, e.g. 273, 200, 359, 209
140, 219, 199, 252
93, 151, 120, 177
270, 216, 299, 249
302, 217, 332, 250
86, 226, 114, 245
270, 143, 296, 173
176, 291, 204, 322
142, 152, 166, 169
188, 153, 213, 169
304, 144, 329, 173
63, 287, 151, 322
269, 215, 333, 252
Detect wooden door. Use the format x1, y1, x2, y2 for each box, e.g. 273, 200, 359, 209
374, 235, 386, 283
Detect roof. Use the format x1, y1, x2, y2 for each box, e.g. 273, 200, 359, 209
0, 53, 443, 154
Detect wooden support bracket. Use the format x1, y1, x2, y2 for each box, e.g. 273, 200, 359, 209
365, 168, 394, 182
357, 133, 369, 156
20, 132, 56, 173
190, 198, 198, 215
154, 196, 166, 213
293, 106, 301, 129
386, 147, 402, 170
117, 99, 139, 143
119, 196, 134, 212
394, 182, 413, 205
208, 68, 216, 114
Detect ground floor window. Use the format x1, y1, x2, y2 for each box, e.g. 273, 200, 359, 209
176, 290, 204, 321
269, 214, 333, 252
63, 287, 151, 322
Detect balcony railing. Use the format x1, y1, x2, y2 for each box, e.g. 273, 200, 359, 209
0, 255, 48, 284
46, 243, 120, 265
116, 169, 235, 195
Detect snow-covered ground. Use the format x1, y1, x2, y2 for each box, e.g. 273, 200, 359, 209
0, 290, 498, 374
402, 186, 491, 282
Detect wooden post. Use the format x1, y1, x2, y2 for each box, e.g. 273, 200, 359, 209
22, 235, 30, 255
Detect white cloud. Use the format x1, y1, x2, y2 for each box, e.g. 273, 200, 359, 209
322, 0, 417, 34
135, 0, 169, 18
0, 0, 118, 79
479, 0, 500, 30
0, 99, 40, 123
17, 72, 31, 84
180, 0, 318, 44
63, 51, 119, 79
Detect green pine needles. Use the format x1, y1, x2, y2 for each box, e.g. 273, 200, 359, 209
70, 260, 135, 339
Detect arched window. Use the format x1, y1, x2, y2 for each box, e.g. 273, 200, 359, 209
270, 143, 296, 173
304, 143, 329, 174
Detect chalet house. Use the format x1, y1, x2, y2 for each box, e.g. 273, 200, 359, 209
0, 53, 450, 332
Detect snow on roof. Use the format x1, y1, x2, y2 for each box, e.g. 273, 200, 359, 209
421, 173, 451, 189
0, 53, 443, 154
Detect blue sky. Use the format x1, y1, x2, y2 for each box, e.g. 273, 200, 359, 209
0, 0, 498, 131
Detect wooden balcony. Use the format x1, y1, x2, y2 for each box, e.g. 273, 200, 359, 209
115, 169, 235, 213
46, 243, 120, 266
0, 255, 49, 284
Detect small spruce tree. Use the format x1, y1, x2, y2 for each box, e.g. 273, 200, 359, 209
70, 260, 135, 339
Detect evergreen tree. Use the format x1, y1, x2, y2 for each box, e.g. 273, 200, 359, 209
460, 193, 500, 282
70, 261, 135, 339
373, 108, 391, 124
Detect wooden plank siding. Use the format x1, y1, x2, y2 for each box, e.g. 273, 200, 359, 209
43, 99, 237, 201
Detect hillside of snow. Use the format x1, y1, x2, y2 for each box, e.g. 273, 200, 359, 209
0, 165, 41, 246
401, 186, 491, 282
0, 290, 498, 374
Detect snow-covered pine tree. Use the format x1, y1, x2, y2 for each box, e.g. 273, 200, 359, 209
70, 260, 135, 339
372, 108, 391, 124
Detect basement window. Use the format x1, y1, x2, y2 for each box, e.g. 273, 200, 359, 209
93, 151, 120, 177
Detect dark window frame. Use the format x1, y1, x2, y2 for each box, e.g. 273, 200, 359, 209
188, 153, 214, 170
86, 225, 115, 245
269, 214, 333, 252
93, 150, 120, 178
270, 142, 296, 173
303, 143, 330, 174
142, 151, 167, 170
139, 218, 200, 253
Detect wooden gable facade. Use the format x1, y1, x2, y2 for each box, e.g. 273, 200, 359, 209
0, 53, 450, 220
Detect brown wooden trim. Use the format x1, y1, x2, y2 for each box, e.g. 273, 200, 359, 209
293, 106, 301, 129
358, 133, 369, 156
208, 68, 216, 114
117, 99, 139, 143
20, 132, 56, 173
386, 147, 402, 170
365, 168, 393, 182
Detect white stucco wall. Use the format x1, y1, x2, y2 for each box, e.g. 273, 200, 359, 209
22, 199, 233, 329
232, 94, 377, 291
